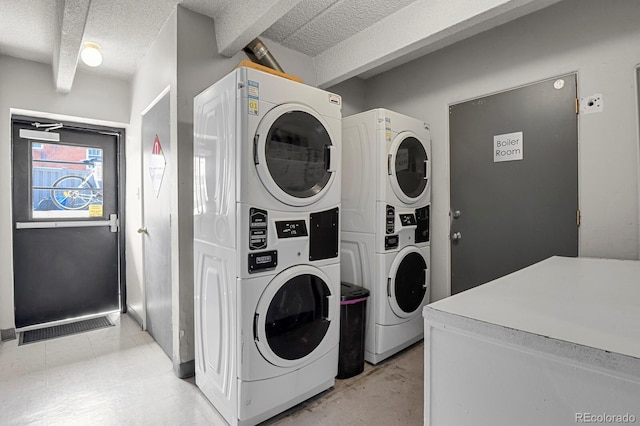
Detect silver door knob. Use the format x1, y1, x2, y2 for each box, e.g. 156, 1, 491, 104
452, 210, 462, 219
451, 232, 462, 241
137, 227, 148, 234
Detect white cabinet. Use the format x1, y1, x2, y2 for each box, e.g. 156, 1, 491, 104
423, 256, 640, 426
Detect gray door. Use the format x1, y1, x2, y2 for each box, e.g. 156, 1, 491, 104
12, 117, 123, 328
449, 75, 578, 294
141, 91, 172, 358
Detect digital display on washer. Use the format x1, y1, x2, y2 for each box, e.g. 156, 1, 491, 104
248, 250, 278, 273
399, 214, 417, 226
275, 220, 308, 238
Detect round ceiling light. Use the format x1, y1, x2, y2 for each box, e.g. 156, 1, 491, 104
81, 42, 102, 67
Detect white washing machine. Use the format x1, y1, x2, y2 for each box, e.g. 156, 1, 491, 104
194, 67, 342, 425
341, 108, 431, 364
341, 230, 430, 364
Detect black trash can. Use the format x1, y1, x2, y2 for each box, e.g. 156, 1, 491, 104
337, 282, 370, 379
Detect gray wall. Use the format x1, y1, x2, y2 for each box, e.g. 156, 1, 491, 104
330, 0, 640, 301
0, 55, 130, 332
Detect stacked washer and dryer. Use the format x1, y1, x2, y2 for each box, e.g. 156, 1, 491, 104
193, 67, 342, 425
341, 108, 431, 364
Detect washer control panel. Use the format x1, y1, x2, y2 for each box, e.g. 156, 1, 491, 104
386, 205, 395, 234
249, 208, 268, 250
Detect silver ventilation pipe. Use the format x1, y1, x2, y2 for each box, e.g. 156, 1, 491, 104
243, 38, 284, 73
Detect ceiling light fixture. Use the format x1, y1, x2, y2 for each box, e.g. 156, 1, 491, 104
81, 42, 102, 67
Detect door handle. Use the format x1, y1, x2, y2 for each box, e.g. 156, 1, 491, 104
451, 232, 462, 241
137, 227, 148, 234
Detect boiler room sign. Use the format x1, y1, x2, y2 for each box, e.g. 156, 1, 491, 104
493, 131, 523, 163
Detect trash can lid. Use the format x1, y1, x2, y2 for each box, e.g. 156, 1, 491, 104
340, 281, 370, 302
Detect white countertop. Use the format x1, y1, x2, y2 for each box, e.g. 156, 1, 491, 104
427, 256, 640, 359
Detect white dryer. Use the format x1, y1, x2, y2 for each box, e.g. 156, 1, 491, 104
342, 108, 430, 235
341, 108, 431, 364
194, 67, 342, 425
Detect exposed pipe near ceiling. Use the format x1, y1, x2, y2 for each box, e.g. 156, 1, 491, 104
243, 38, 284, 73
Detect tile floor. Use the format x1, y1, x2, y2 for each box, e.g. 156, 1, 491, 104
0, 314, 423, 425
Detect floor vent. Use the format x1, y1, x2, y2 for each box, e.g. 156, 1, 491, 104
19, 316, 115, 345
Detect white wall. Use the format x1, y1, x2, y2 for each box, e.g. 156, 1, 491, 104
330, 0, 640, 301
0, 55, 130, 332
327, 77, 367, 117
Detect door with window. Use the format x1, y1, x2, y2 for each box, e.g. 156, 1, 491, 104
12, 117, 123, 328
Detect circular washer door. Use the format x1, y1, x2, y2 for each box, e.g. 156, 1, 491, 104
388, 131, 429, 204
255, 103, 337, 207
388, 247, 428, 318
254, 265, 335, 368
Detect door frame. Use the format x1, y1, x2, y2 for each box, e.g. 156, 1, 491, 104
447, 73, 580, 295
10, 110, 127, 326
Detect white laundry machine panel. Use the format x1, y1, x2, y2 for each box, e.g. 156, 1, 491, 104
342, 108, 430, 234
237, 203, 340, 279
341, 231, 430, 364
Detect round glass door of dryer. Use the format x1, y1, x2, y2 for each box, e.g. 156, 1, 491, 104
255, 104, 337, 207
389, 132, 429, 204
388, 247, 428, 318
254, 266, 335, 367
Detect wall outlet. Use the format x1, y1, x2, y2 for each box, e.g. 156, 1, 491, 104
580, 93, 603, 114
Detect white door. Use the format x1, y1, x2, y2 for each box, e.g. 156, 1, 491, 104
141, 89, 172, 358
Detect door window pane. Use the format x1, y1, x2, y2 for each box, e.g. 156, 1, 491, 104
395, 137, 428, 198
265, 111, 332, 198
394, 252, 427, 313
264, 274, 331, 360
32, 142, 104, 218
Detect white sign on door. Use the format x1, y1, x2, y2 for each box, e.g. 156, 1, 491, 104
493, 131, 523, 163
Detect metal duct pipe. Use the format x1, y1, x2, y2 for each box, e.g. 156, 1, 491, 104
243, 38, 284, 73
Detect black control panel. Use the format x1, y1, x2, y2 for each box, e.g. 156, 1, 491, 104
386, 205, 395, 234
385, 235, 399, 250
249, 208, 268, 250
248, 251, 278, 273
310, 208, 339, 261
399, 213, 417, 226
275, 220, 308, 238
415, 205, 430, 243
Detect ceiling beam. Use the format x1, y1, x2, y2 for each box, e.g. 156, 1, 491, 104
215, 0, 303, 57
53, 0, 91, 93
313, 0, 564, 88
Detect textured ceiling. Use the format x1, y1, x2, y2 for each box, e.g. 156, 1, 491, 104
264, 0, 418, 56
0, 0, 563, 92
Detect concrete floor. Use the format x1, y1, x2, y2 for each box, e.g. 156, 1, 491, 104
0, 313, 424, 425
268, 341, 424, 425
